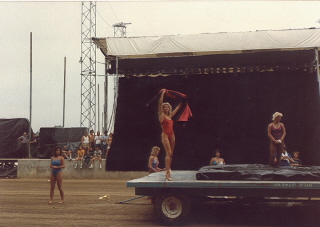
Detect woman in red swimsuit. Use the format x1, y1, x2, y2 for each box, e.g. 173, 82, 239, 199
267, 112, 286, 166
159, 89, 182, 181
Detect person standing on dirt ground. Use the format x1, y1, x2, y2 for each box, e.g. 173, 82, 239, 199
49, 146, 65, 204
17, 132, 29, 158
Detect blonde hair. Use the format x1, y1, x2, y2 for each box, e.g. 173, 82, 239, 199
150, 146, 160, 156
162, 102, 172, 116
272, 112, 283, 121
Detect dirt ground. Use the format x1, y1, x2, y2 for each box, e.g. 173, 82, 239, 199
1, 178, 320, 227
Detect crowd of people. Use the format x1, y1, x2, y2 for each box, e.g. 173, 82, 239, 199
73, 130, 113, 169
16, 130, 113, 163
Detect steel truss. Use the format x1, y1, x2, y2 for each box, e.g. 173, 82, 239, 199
80, 1, 96, 130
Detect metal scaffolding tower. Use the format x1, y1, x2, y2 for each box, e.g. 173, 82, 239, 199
113, 22, 131, 37
80, 1, 96, 130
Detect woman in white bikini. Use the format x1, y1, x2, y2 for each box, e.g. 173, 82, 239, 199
210, 149, 226, 165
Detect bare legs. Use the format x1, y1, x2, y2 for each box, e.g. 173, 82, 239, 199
269, 141, 284, 166
162, 132, 175, 180
49, 172, 64, 204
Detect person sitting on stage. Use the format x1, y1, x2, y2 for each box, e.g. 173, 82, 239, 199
210, 149, 226, 165
291, 151, 302, 167
148, 146, 165, 174
74, 145, 85, 169
280, 145, 294, 166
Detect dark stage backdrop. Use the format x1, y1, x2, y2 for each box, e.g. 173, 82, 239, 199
106, 70, 320, 171
0, 118, 32, 158
39, 127, 88, 158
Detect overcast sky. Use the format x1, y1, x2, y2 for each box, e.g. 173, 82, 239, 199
1, 1, 320, 133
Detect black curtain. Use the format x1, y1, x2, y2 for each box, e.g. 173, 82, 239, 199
106, 69, 320, 171
39, 127, 88, 158
0, 118, 32, 158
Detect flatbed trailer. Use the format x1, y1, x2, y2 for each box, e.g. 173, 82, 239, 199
127, 170, 320, 225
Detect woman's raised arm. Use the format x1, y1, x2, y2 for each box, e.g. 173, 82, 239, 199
158, 89, 166, 120
171, 102, 182, 118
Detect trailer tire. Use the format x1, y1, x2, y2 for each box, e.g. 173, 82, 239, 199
154, 192, 191, 226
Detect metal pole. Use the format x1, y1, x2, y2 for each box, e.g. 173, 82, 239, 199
98, 84, 100, 132
315, 48, 320, 95
119, 195, 147, 204
63, 57, 66, 127
104, 57, 108, 132
29, 32, 32, 158
102, 112, 104, 133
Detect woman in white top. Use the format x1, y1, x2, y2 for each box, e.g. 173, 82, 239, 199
210, 149, 226, 165
81, 132, 90, 149
95, 131, 102, 149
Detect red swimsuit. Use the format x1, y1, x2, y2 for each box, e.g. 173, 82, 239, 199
161, 117, 174, 140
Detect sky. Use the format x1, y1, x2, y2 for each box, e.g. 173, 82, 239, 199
1, 0, 320, 133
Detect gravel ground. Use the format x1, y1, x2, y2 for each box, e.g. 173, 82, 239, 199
1, 178, 320, 227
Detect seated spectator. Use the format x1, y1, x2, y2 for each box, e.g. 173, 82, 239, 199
291, 151, 302, 167
88, 146, 94, 156
83, 148, 92, 166
74, 145, 85, 169
89, 146, 103, 169
280, 145, 294, 166
148, 146, 165, 174
62, 146, 72, 161
210, 149, 226, 165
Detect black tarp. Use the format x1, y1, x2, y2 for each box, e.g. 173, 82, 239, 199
196, 164, 320, 181
106, 68, 320, 171
0, 118, 32, 158
39, 127, 88, 158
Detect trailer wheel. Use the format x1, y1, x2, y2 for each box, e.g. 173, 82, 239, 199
154, 192, 191, 226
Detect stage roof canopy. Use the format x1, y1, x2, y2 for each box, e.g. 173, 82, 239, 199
93, 28, 320, 59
